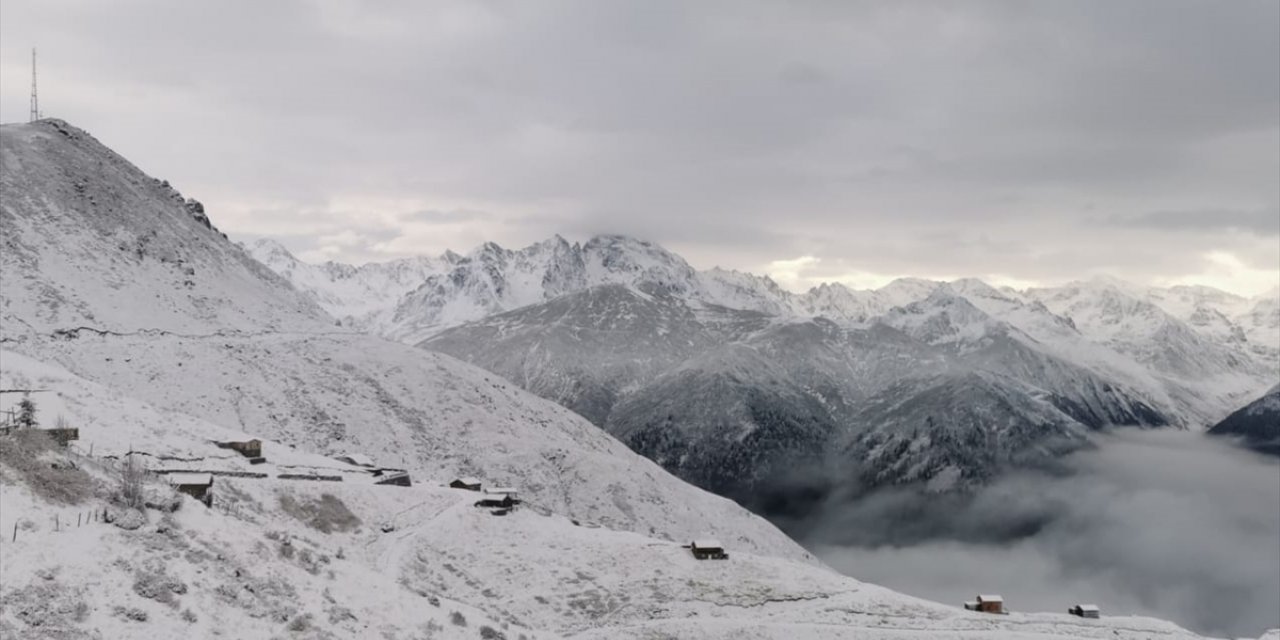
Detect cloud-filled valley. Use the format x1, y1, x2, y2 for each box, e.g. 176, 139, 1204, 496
807, 430, 1280, 638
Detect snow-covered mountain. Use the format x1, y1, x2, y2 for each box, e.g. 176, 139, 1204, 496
248, 230, 1276, 503
245, 237, 457, 323
1209, 384, 1280, 455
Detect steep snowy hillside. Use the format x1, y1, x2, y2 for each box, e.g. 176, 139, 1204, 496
1209, 384, 1280, 455
0, 351, 1217, 640
0, 120, 330, 335
245, 238, 455, 323
7, 332, 810, 563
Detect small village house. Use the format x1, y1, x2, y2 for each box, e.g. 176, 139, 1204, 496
216, 438, 263, 459
1068, 604, 1101, 619
690, 539, 728, 560
475, 494, 515, 509
449, 477, 482, 491
167, 472, 214, 507
964, 595, 1005, 614
485, 487, 518, 500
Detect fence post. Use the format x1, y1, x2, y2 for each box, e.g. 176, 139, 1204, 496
11, 521, 16, 542
54, 514, 59, 532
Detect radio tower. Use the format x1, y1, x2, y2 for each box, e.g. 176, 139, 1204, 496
29, 48, 40, 122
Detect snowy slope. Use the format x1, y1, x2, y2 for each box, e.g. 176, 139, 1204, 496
6, 334, 811, 564
0, 351, 1224, 640
0, 120, 330, 335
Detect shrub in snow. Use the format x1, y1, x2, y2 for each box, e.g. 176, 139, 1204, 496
0, 431, 95, 505
277, 493, 361, 533
113, 606, 149, 622
0, 580, 92, 633
450, 611, 467, 627
479, 626, 507, 639
110, 508, 147, 531
143, 485, 184, 513
181, 608, 198, 623
132, 567, 188, 605
114, 455, 148, 510
286, 613, 313, 632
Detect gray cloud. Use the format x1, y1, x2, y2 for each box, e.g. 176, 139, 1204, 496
804, 431, 1280, 638
1107, 208, 1280, 236
0, 0, 1276, 292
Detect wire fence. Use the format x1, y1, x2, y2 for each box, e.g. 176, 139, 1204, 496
4, 506, 112, 544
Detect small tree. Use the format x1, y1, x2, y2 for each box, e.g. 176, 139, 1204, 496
119, 454, 147, 509
16, 394, 37, 429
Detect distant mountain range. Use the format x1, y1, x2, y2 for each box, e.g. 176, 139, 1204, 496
248, 235, 1279, 509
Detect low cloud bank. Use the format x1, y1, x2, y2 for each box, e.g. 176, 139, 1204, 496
804, 430, 1280, 638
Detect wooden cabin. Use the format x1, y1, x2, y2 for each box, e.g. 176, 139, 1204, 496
216, 438, 263, 459
475, 494, 515, 509
167, 472, 214, 507
690, 539, 728, 560
486, 487, 518, 500
964, 595, 1005, 614
449, 477, 482, 491
1068, 604, 1100, 619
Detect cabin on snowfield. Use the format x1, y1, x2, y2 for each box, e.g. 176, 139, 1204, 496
475, 494, 515, 509
485, 487, 518, 500
449, 477, 482, 491
215, 438, 263, 461
690, 539, 728, 560
167, 472, 214, 507
334, 453, 375, 468
1068, 604, 1100, 619
964, 595, 1004, 614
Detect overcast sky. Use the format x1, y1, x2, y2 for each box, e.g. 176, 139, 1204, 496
2, 1, 1277, 295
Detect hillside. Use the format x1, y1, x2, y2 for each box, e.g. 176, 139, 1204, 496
0, 120, 330, 335
0, 350, 1220, 639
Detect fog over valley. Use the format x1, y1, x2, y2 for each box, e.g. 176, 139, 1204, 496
806, 431, 1280, 638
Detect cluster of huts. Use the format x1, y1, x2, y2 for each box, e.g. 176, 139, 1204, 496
963, 595, 1102, 619
450, 477, 521, 515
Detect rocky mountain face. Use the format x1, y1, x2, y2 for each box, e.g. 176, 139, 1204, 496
1, 120, 330, 336
249, 228, 1277, 511
1209, 384, 1280, 455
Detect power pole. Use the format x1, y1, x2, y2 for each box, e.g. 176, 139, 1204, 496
29, 48, 40, 122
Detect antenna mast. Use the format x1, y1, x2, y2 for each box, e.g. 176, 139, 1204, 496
29, 48, 40, 122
